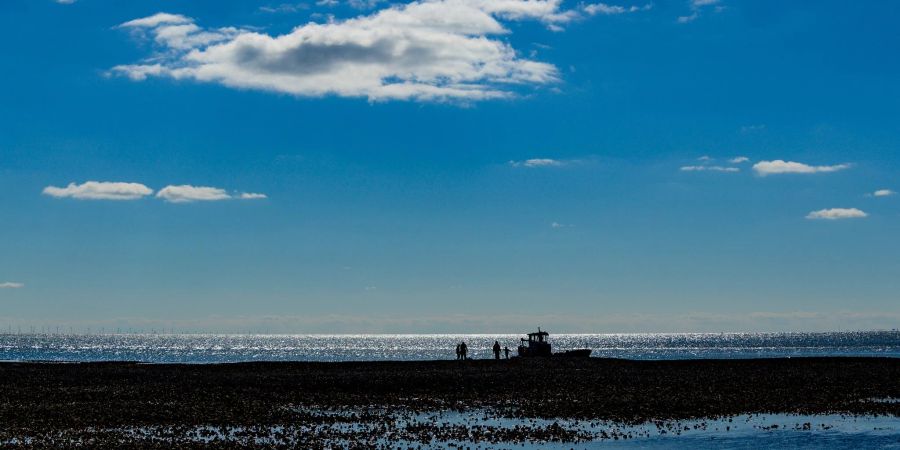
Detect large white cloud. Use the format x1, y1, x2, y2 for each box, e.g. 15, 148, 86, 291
111, 1, 647, 102
805, 208, 867, 220
43, 181, 153, 200
752, 160, 851, 176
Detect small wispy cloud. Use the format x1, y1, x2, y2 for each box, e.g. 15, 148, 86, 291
550, 221, 569, 228
118, 12, 192, 28
729, 156, 750, 164
752, 160, 851, 176
43, 181, 153, 200
678, 0, 722, 23
509, 158, 566, 168
583, 3, 652, 16
0, 282, 24, 289
872, 189, 895, 197
805, 208, 867, 220
680, 165, 739, 172
259, 3, 309, 13
238, 192, 268, 200
55, 0, 76, 4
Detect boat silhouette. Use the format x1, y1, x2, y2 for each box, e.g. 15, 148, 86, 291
516, 328, 591, 358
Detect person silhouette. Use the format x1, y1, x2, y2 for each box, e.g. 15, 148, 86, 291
455, 343, 461, 360
460, 341, 468, 360
503, 346, 510, 359
493, 340, 501, 360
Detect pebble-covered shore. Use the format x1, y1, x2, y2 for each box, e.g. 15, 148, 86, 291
1, 357, 897, 448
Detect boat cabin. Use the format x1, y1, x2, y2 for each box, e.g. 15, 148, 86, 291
517, 328, 552, 357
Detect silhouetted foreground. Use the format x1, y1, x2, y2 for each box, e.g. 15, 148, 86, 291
0, 358, 897, 448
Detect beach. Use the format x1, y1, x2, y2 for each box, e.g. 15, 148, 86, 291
1, 357, 898, 447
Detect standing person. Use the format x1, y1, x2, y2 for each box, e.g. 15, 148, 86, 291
503, 346, 510, 359
493, 340, 501, 360
460, 341, 468, 360
455, 343, 461, 360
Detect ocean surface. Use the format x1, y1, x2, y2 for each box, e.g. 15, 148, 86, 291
1, 331, 898, 363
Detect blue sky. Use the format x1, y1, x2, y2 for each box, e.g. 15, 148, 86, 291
1, 0, 898, 333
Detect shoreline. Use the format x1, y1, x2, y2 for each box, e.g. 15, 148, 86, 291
2, 357, 898, 447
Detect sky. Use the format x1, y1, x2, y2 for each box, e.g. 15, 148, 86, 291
1, 0, 899, 333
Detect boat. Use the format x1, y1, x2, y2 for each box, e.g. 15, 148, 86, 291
516, 328, 591, 358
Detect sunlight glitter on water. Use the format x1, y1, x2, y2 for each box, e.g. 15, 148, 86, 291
0, 331, 898, 363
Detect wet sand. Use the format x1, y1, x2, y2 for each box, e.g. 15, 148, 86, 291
1, 357, 897, 447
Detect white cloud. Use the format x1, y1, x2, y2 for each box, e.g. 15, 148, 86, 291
805, 208, 867, 220
112, 63, 166, 81
729, 156, 749, 164
678, 0, 721, 23
43, 182, 266, 203
156, 185, 232, 203
239, 192, 268, 200
873, 189, 895, 197
697, 155, 712, 161
752, 160, 851, 176
43, 181, 153, 200
509, 158, 565, 168
583, 3, 651, 15
0, 282, 24, 289
259, 3, 309, 13
112, 1, 588, 102
119, 13, 192, 28
680, 165, 739, 172
55, 0, 76, 4
348, 0, 385, 9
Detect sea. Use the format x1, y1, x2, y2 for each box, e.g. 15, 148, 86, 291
1, 330, 898, 363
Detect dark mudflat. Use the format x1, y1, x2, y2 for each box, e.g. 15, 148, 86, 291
0, 357, 897, 447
